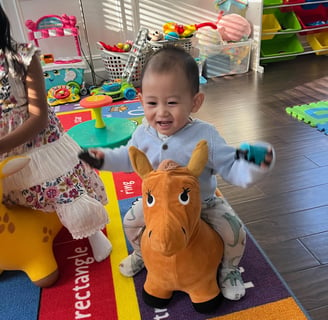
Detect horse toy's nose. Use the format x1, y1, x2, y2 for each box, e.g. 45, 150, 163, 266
148, 222, 188, 256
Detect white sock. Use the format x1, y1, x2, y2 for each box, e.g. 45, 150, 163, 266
219, 267, 246, 301
119, 251, 144, 277
88, 230, 112, 262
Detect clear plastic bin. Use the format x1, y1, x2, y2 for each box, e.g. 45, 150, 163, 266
201, 40, 252, 78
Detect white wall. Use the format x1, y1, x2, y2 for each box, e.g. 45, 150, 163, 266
1, 0, 258, 84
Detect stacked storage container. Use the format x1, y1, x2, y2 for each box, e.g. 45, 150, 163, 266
260, 0, 328, 64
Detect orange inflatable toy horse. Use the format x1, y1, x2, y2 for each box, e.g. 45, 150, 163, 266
0, 156, 62, 287
129, 140, 224, 313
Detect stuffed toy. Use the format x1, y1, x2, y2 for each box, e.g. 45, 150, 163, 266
0, 156, 62, 287
128, 140, 224, 313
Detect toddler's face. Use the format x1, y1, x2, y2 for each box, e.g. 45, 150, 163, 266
139, 68, 202, 136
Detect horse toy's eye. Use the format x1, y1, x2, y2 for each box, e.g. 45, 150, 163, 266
179, 188, 190, 205
146, 190, 155, 207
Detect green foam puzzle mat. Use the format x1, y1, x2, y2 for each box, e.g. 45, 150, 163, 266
286, 101, 328, 134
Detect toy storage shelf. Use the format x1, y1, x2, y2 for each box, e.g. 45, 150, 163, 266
263, 0, 325, 9
256, 0, 328, 69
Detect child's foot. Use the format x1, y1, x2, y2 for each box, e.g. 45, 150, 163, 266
88, 231, 112, 262
219, 267, 245, 301
119, 251, 144, 277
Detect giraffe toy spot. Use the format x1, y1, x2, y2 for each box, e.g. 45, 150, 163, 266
0, 212, 16, 233
42, 226, 52, 243
8, 222, 15, 233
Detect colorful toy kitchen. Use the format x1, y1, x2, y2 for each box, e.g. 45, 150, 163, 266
25, 14, 86, 107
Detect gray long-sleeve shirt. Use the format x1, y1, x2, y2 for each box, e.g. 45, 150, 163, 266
101, 118, 275, 202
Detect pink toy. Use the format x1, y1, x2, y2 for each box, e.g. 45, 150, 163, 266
25, 14, 82, 57
217, 12, 251, 41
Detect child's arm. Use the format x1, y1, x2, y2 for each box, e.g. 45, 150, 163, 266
79, 146, 133, 172
0, 54, 48, 154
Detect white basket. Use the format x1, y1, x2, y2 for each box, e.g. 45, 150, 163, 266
148, 37, 193, 53
100, 46, 153, 87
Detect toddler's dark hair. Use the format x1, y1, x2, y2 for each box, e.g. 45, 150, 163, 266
0, 4, 25, 78
141, 46, 199, 95
0, 4, 12, 52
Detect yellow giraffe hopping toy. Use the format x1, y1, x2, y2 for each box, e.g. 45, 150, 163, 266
0, 156, 62, 287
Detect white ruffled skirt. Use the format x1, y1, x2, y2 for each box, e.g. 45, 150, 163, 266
3, 133, 109, 239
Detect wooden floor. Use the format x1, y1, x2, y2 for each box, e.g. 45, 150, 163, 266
196, 55, 328, 320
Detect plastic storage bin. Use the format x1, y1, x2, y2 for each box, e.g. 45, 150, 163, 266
202, 40, 252, 78
273, 9, 302, 37
294, 4, 328, 34
260, 34, 304, 63
264, 0, 283, 6
280, 0, 305, 12
303, 0, 320, 9
307, 32, 328, 55
262, 14, 281, 40
282, 0, 304, 4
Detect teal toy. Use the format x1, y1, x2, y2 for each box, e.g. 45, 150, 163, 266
67, 95, 137, 149
239, 143, 269, 166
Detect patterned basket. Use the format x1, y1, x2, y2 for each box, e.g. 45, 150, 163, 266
100, 45, 153, 87
148, 37, 193, 53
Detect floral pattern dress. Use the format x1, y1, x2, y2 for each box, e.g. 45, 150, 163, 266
0, 43, 108, 239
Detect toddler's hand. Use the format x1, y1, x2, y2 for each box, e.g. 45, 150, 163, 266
89, 148, 105, 160
78, 149, 104, 169
238, 143, 273, 168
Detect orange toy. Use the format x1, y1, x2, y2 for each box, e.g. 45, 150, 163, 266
129, 140, 224, 313
80, 95, 113, 128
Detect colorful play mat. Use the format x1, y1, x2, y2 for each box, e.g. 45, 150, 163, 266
286, 101, 328, 135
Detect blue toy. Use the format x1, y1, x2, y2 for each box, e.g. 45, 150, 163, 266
89, 80, 137, 101
43, 67, 84, 92
239, 143, 269, 166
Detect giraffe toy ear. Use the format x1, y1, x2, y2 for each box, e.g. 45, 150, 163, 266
0, 156, 30, 179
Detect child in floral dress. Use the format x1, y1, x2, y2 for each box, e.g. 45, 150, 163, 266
0, 5, 112, 263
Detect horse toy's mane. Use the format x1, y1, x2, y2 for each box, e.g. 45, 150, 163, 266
129, 140, 224, 313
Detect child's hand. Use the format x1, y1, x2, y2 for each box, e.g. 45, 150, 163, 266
89, 148, 105, 160
238, 143, 273, 168
78, 149, 104, 169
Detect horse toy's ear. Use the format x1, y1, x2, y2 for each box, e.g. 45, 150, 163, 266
129, 146, 153, 179
187, 140, 208, 177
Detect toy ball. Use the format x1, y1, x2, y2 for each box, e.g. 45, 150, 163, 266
217, 13, 251, 42
164, 31, 179, 41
